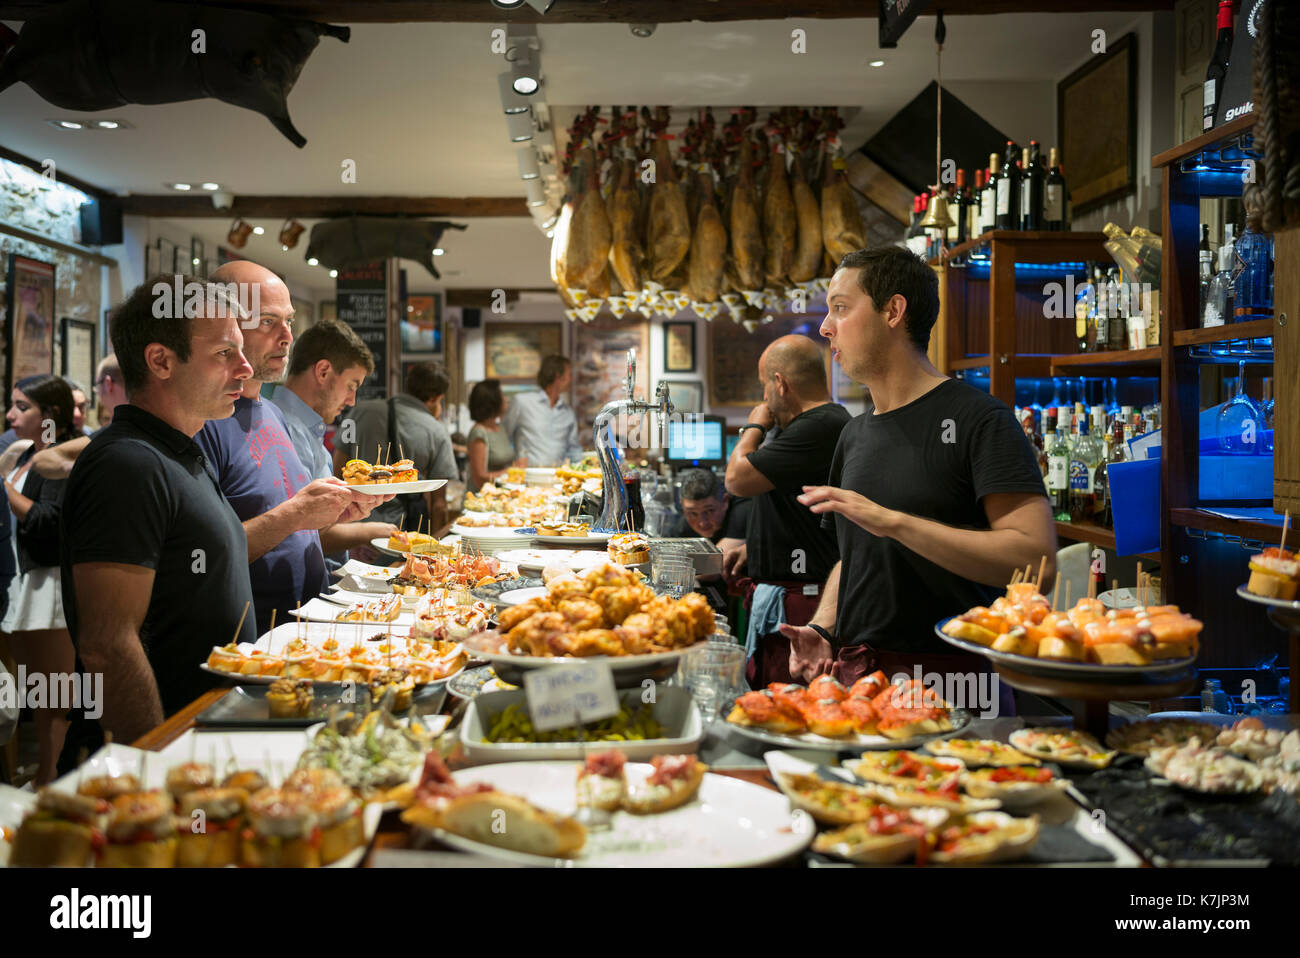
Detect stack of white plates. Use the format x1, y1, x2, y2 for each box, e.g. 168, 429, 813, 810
453, 527, 535, 554
524, 467, 557, 487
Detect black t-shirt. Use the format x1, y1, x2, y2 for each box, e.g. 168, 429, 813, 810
60, 404, 257, 725
666, 496, 752, 544
826, 379, 1048, 653
746, 402, 851, 582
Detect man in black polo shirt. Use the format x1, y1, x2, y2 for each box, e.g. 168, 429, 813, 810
58, 276, 260, 763
723, 335, 849, 684
788, 247, 1057, 687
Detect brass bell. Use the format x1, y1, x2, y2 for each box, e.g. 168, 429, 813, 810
918, 191, 955, 230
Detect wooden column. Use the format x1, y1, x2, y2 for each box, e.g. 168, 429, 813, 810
988, 235, 1018, 405
1274, 227, 1299, 514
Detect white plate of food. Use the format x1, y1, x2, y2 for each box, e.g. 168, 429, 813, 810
1008, 727, 1118, 769
723, 674, 972, 753
290, 596, 415, 626
495, 586, 549, 607
344, 478, 447, 496
331, 559, 398, 580
402, 758, 814, 867
1236, 584, 1300, 613
463, 629, 708, 685
533, 532, 612, 546
935, 618, 1198, 678
322, 587, 420, 609
1143, 739, 1267, 796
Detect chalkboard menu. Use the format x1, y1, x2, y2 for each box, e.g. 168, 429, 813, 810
336, 261, 388, 400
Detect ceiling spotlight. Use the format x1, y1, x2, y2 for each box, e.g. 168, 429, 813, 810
511, 66, 539, 96
433, 248, 445, 256
329, 269, 338, 278
307, 257, 319, 266
522, 0, 556, 12
201, 182, 220, 191
227, 218, 253, 249
629, 24, 656, 38
497, 72, 531, 115
542, 212, 559, 229
516, 147, 541, 180
192, 257, 201, 266
489, 0, 525, 6
169, 183, 192, 191
94, 119, 130, 129
278, 219, 305, 249
49, 119, 84, 130
524, 178, 547, 207
545, 229, 554, 238
506, 111, 535, 142
505, 25, 541, 96
869, 59, 885, 67
252, 226, 265, 235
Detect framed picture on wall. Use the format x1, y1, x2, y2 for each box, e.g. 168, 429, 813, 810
1057, 32, 1136, 214
662, 380, 703, 414
402, 293, 443, 353
60, 317, 97, 393
484, 321, 562, 382
6, 255, 56, 394
663, 321, 696, 373
157, 238, 177, 275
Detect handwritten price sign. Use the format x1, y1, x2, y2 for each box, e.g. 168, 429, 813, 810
523, 661, 620, 732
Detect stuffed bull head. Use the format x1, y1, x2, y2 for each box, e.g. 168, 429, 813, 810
306, 218, 469, 280
0, 0, 348, 147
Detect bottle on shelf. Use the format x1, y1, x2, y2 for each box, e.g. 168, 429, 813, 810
1202, 229, 1236, 329
944, 183, 959, 248
1203, 0, 1236, 133
1075, 267, 1095, 353
979, 161, 998, 235
1233, 219, 1274, 323
1216, 360, 1261, 455
1069, 405, 1102, 522
1094, 268, 1112, 352
1199, 223, 1214, 310
1092, 407, 1113, 526
906, 194, 925, 239
1046, 410, 1072, 521
954, 169, 971, 247
995, 140, 1021, 231
1020, 142, 1044, 231
1102, 223, 1162, 287
1201, 677, 1234, 715
1044, 147, 1067, 231
968, 169, 984, 241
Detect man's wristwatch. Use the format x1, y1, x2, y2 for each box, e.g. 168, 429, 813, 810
738, 423, 768, 440
808, 623, 835, 645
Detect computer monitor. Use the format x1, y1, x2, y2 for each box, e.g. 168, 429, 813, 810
665, 414, 726, 469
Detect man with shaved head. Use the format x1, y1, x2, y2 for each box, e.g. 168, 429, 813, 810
723, 333, 849, 685
196, 260, 391, 635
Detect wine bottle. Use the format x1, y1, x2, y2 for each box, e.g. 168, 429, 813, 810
979, 158, 999, 235
969, 169, 984, 241
1020, 141, 1044, 231
1044, 147, 1066, 231
1204, 0, 1235, 133
995, 141, 1020, 231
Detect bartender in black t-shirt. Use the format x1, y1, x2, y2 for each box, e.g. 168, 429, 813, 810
667, 468, 750, 615
724, 335, 850, 685
787, 247, 1057, 687
58, 276, 260, 766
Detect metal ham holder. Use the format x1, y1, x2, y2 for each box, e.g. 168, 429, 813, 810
593, 348, 673, 531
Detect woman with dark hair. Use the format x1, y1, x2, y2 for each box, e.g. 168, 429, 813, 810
466, 378, 518, 492
1, 373, 78, 784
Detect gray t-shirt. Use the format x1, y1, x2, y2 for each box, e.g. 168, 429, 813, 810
342, 394, 458, 524
467, 423, 516, 492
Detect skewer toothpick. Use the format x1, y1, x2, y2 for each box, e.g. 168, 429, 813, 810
1051, 574, 1061, 612
1136, 562, 1144, 607
1281, 509, 1290, 553
1064, 580, 1071, 609
231, 600, 251, 645
1037, 555, 1047, 591
1024, 563, 1032, 585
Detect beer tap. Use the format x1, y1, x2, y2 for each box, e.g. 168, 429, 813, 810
594, 348, 673, 531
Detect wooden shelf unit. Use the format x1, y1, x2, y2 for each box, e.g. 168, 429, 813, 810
1055, 519, 1160, 563
1155, 114, 1299, 669
936, 231, 1110, 404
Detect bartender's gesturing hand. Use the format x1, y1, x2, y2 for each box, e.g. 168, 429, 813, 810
799, 485, 897, 537
781, 623, 833, 682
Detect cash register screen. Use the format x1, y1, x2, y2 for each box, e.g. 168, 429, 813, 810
666, 416, 725, 468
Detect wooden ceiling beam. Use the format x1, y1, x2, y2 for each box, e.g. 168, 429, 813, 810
0, 0, 1177, 22
117, 194, 528, 218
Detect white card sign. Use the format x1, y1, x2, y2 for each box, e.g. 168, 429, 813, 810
523, 661, 619, 732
